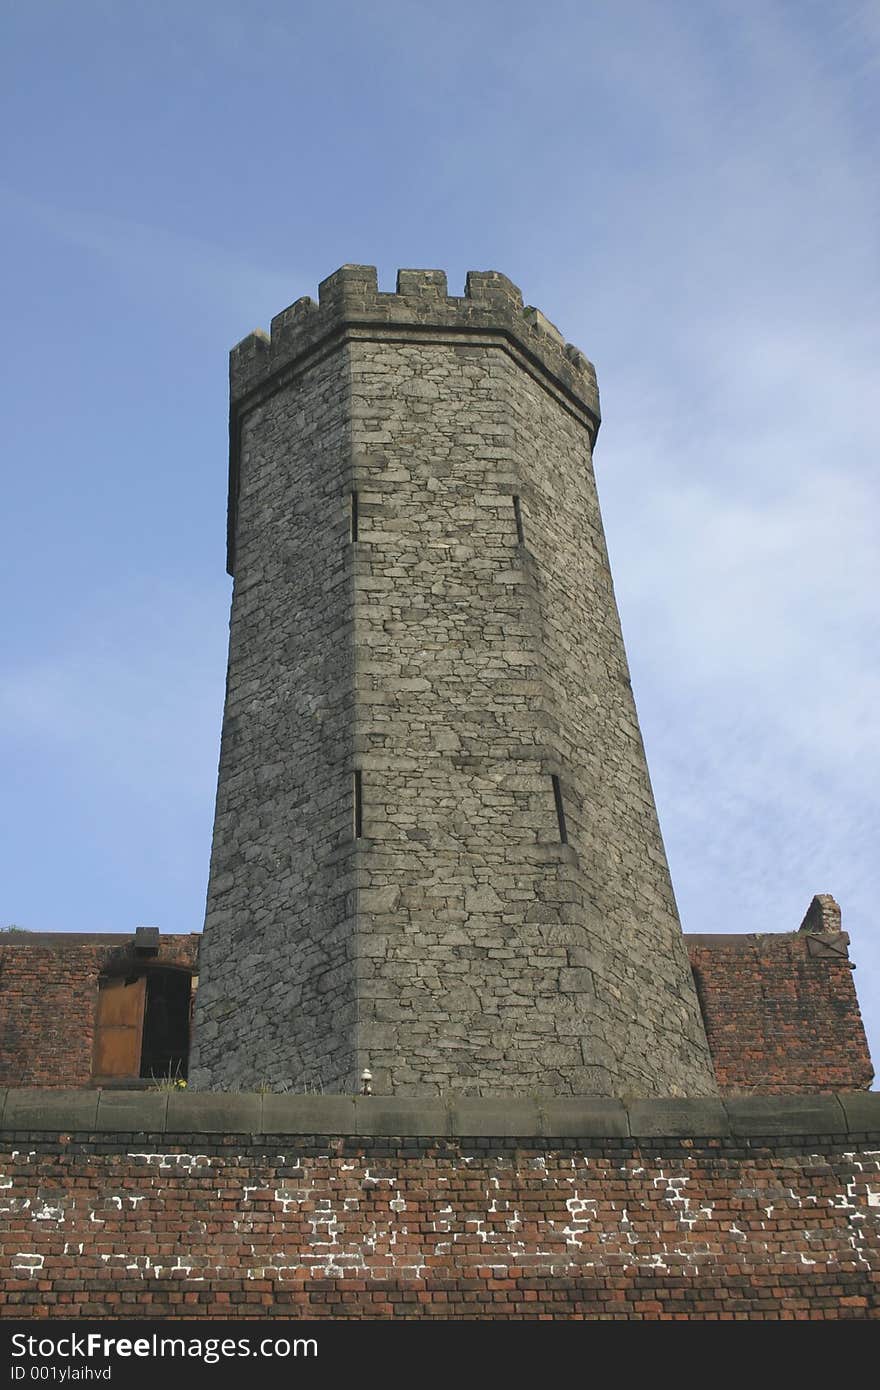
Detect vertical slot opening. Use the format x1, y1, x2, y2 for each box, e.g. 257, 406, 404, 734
512, 494, 525, 544
551, 774, 568, 844
350, 491, 359, 542
353, 770, 363, 839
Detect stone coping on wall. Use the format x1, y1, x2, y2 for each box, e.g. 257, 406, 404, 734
0, 1089, 878, 1139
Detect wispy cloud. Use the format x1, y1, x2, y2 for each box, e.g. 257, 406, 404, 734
541, 2, 880, 1061
0, 183, 295, 326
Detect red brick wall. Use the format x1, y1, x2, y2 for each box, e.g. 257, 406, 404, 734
1, 924, 873, 1096
0, 936, 199, 1087
1, 1130, 878, 1320
687, 929, 873, 1094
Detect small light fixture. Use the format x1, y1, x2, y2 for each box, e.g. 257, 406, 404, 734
360, 1068, 373, 1096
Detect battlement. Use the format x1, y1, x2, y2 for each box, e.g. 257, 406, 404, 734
230, 265, 599, 419
227, 266, 600, 574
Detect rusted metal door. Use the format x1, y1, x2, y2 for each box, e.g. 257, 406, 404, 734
92, 976, 146, 1078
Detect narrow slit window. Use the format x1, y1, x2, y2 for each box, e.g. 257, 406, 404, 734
551, 774, 568, 844
512, 494, 525, 544
350, 491, 359, 542
353, 770, 363, 839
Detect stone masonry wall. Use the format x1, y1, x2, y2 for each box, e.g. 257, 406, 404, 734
1, 1092, 878, 1320
190, 347, 356, 1093
0, 923, 874, 1094
192, 265, 716, 1098
0, 936, 198, 1089
350, 329, 714, 1094
515, 355, 712, 1093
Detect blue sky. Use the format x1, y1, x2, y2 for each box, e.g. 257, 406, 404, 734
2, 1, 878, 1077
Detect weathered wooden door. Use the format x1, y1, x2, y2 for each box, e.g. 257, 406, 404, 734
92, 976, 146, 1078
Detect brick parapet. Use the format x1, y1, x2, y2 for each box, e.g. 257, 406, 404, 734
1, 1100, 878, 1320
686, 923, 873, 1094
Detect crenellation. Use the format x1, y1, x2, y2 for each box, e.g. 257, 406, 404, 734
523, 304, 565, 345
464, 269, 524, 310
226, 267, 600, 472
318, 262, 381, 303
395, 268, 449, 297
228, 328, 270, 392
269, 294, 319, 344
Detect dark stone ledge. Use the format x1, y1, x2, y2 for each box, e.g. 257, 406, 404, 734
0, 1089, 877, 1140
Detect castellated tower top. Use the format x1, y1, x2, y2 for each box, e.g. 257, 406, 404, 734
191, 264, 717, 1099
225, 267, 600, 573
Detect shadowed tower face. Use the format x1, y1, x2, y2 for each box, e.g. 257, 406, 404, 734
189, 266, 717, 1098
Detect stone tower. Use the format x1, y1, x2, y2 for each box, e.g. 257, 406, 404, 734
189, 266, 717, 1098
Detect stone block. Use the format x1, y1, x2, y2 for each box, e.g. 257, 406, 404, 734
96, 1089, 169, 1133
355, 1097, 450, 1137
2, 1089, 99, 1131
541, 1097, 629, 1138
359, 886, 400, 914
627, 1097, 731, 1138
837, 1091, 880, 1135
449, 1097, 541, 1137
166, 1091, 263, 1134
558, 969, 595, 995
724, 1095, 847, 1137
261, 1094, 358, 1135
464, 885, 503, 914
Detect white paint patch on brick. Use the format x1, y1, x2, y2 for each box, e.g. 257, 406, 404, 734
362, 1169, 396, 1186
275, 1187, 311, 1212
0, 1196, 31, 1214
32, 1201, 65, 1222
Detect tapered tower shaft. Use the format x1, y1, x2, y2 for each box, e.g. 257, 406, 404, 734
189, 266, 716, 1097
